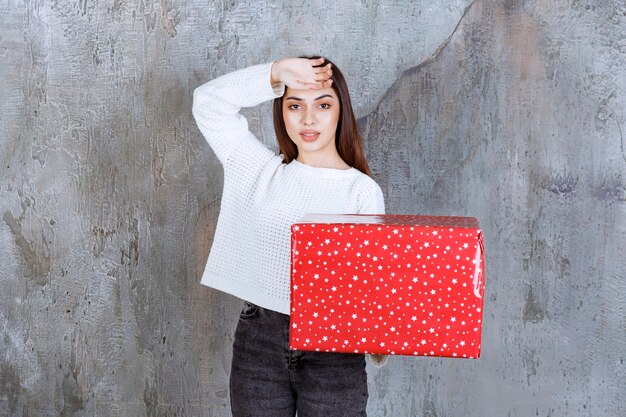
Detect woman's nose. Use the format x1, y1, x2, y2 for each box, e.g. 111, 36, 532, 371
303, 108, 315, 125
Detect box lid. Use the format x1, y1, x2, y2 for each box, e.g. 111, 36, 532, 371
295, 213, 480, 229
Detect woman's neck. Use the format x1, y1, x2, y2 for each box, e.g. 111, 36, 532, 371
295, 154, 350, 170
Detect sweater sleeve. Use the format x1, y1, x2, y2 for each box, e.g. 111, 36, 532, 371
356, 178, 385, 215
192, 62, 285, 167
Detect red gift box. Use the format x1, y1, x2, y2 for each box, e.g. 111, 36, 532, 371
289, 214, 485, 359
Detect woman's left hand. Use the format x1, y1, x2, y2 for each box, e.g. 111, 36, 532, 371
270, 57, 333, 90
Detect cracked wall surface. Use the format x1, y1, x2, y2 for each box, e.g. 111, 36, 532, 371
1, 0, 624, 416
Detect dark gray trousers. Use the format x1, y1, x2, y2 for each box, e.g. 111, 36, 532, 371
229, 301, 368, 417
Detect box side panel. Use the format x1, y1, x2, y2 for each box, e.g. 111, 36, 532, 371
289, 222, 485, 359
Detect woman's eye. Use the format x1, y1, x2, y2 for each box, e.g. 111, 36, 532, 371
319, 103, 331, 109
288, 104, 301, 110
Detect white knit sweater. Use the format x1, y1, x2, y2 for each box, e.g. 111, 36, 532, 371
192, 62, 385, 315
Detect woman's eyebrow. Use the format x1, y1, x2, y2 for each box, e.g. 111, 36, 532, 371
284, 94, 335, 101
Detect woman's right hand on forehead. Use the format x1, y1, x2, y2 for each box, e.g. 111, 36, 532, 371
270, 57, 333, 90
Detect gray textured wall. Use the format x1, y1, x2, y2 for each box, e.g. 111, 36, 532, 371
1, 0, 624, 416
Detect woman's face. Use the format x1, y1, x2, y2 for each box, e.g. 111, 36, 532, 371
282, 86, 341, 159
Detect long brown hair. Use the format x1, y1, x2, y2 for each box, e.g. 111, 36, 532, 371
272, 56, 372, 176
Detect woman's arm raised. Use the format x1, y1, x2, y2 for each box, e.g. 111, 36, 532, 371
192, 62, 280, 166
192, 58, 332, 166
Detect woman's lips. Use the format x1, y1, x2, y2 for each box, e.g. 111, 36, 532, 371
300, 130, 320, 142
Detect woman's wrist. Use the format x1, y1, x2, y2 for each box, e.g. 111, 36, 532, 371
270, 59, 282, 86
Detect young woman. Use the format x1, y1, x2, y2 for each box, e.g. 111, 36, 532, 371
192, 56, 385, 417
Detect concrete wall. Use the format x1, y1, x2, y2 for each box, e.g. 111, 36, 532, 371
1, 0, 624, 416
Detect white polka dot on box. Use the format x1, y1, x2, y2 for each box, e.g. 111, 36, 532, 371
289, 214, 485, 359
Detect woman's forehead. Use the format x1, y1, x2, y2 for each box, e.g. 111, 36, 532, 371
284, 87, 338, 101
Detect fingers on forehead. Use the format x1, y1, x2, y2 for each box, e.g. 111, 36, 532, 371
314, 63, 332, 72
310, 57, 330, 67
